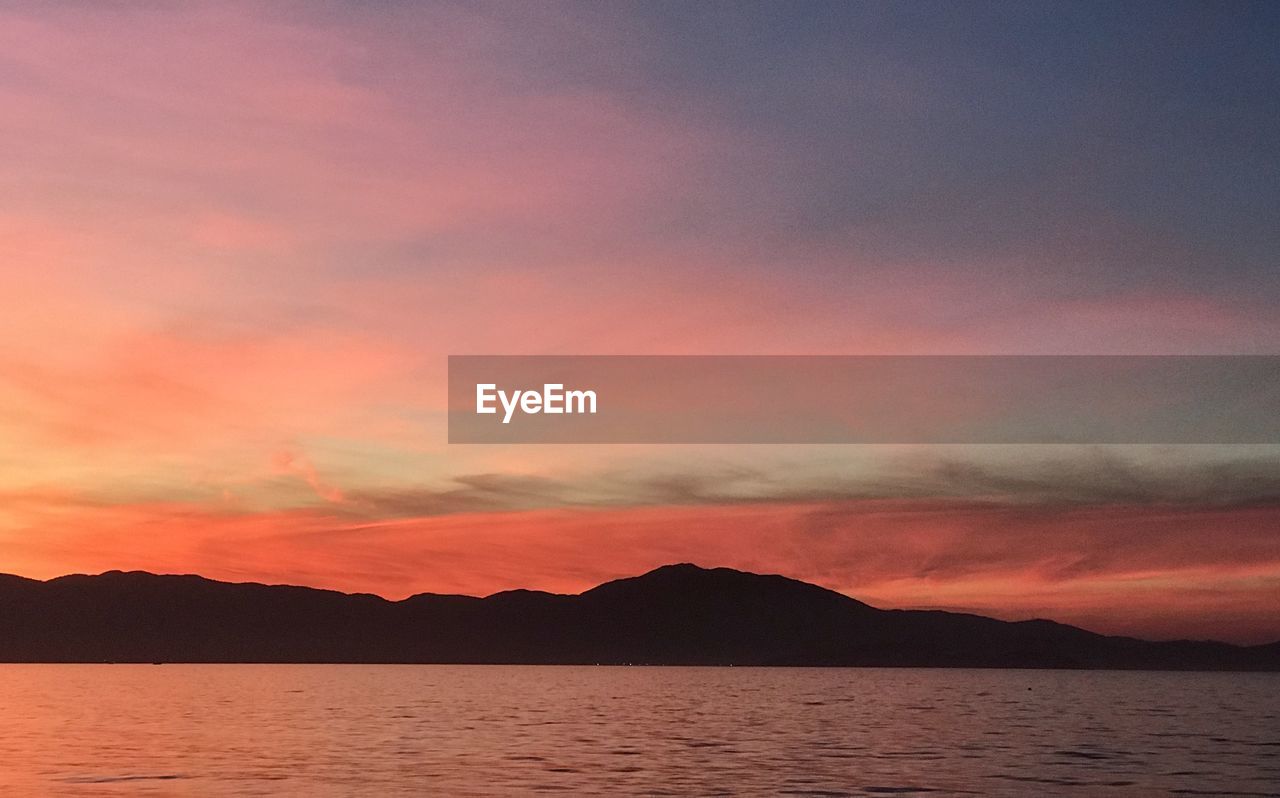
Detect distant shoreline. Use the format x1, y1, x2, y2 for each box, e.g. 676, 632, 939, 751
3, 565, 1277, 671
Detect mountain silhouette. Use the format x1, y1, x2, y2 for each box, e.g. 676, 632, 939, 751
0, 564, 1276, 669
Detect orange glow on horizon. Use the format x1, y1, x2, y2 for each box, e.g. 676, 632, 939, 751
3, 498, 1278, 644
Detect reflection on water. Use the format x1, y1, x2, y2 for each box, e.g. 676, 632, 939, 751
0, 665, 1277, 796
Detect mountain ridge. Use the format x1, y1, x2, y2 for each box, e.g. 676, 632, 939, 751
0, 563, 1276, 669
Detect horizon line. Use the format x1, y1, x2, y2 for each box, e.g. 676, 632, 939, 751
8, 563, 1278, 651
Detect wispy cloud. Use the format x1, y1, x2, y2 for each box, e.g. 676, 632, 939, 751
326, 449, 1280, 519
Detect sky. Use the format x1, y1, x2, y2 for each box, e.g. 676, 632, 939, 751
1, 1, 1278, 643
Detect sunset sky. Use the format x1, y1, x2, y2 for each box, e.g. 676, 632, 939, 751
2, 2, 1278, 643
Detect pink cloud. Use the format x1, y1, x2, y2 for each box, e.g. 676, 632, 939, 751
271, 449, 345, 504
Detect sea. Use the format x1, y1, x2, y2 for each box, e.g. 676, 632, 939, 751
0, 665, 1276, 796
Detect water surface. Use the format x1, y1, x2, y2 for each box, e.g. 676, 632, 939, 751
1, 665, 1277, 796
